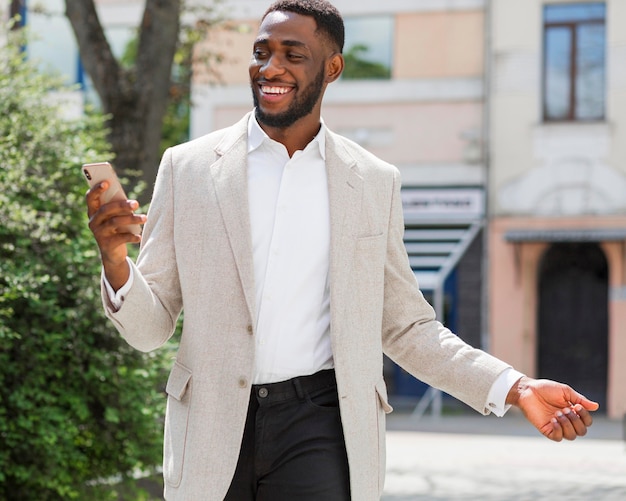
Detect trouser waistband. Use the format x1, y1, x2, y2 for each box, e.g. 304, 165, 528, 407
251, 369, 336, 403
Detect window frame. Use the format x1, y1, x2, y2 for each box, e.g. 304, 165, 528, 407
542, 3, 606, 122
342, 15, 394, 81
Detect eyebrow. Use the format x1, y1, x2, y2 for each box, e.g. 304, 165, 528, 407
254, 37, 308, 49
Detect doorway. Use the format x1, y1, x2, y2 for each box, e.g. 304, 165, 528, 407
537, 242, 608, 410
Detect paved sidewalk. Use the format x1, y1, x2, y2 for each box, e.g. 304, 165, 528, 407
382, 412, 626, 500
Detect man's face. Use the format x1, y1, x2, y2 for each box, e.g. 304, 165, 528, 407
249, 11, 330, 129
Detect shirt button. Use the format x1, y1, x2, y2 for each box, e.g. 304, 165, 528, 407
238, 378, 247, 388
258, 387, 269, 398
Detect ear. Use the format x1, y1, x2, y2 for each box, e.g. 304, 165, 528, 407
325, 53, 344, 83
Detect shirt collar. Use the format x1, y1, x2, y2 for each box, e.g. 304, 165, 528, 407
247, 111, 326, 160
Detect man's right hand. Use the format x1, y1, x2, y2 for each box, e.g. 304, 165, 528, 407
86, 181, 147, 291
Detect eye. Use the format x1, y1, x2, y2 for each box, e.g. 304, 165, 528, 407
253, 48, 268, 60
287, 53, 304, 61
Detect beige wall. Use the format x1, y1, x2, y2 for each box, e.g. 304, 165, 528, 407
194, 20, 258, 86
602, 241, 626, 419
197, 9, 486, 84
191, 7, 486, 180
607, 0, 626, 170
395, 10, 484, 79
489, 0, 626, 218
489, 216, 626, 419
210, 101, 482, 167
322, 102, 482, 165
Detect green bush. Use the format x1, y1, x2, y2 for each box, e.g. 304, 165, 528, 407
0, 26, 173, 500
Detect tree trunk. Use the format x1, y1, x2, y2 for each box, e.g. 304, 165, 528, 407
64, 0, 181, 199
9, 0, 24, 27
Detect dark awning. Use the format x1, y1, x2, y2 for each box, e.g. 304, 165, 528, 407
505, 228, 626, 243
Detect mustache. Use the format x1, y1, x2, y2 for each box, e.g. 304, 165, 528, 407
254, 78, 292, 85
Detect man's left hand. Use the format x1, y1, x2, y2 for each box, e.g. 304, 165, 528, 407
506, 376, 599, 442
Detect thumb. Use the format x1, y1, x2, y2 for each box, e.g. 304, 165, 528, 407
567, 388, 600, 411
581, 399, 600, 411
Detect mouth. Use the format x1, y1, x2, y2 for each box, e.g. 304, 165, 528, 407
261, 84, 292, 95
257, 82, 294, 102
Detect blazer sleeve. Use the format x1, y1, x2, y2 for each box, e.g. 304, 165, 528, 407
101, 147, 183, 352
380, 169, 510, 415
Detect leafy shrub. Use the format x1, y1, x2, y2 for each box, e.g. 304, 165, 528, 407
0, 25, 173, 500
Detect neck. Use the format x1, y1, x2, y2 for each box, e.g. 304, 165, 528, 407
257, 111, 322, 157
267, 125, 321, 157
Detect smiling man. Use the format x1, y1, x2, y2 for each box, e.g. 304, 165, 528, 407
86, 1, 599, 500
250, 7, 339, 137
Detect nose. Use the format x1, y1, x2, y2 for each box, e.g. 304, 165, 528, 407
259, 54, 285, 79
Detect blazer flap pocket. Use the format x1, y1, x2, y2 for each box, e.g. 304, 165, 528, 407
375, 379, 393, 414
166, 362, 192, 401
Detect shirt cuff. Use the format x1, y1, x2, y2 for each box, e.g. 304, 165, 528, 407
485, 367, 525, 417
102, 257, 134, 311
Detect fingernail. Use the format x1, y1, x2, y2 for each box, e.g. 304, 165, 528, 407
563, 408, 571, 415
556, 411, 563, 418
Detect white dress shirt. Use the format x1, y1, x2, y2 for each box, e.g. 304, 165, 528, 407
103, 113, 522, 414
246, 115, 333, 384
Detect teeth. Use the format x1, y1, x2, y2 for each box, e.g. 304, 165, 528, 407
261, 86, 290, 95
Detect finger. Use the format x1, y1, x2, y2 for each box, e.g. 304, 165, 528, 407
110, 214, 146, 236
89, 199, 141, 232
562, 406, 588, 437
545, 417, 563, 442
103, 231, 142, 248
92, 213, 144, 240
555, 410, 574, 440
85, 181, 109, 216
555, 407, 587, 440
572, 404, 594, 427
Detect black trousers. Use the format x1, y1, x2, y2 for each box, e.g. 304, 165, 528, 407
224, 369, 351, 500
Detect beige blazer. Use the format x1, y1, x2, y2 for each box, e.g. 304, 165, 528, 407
104, 113, 510, 500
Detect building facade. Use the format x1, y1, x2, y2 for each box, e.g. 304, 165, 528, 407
9, 0, 623, 416
488, 0, 626, 418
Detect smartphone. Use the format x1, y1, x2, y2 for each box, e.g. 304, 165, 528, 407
82, 162, 142, 235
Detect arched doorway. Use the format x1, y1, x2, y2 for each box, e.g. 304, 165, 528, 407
537, 242, 608, 410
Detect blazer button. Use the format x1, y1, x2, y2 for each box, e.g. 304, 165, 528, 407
247, 324, 253, 334
238, 377, 247, 388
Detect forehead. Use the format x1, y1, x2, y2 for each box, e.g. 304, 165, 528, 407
255, 10, 321, 48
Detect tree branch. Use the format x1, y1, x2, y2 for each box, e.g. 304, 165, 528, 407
64, 0, 125, 109
132, 0, 182, 131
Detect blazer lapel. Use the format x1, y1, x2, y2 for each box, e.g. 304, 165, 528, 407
209, 114, 257, 323
325, 131, 363, 330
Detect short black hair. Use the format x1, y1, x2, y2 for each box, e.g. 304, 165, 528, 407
263, 0, 345, 53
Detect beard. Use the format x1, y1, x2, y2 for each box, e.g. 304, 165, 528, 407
252, 66, 325, 129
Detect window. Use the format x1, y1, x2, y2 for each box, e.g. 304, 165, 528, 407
543, 3, 606, 121
342, 16, 393, 80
